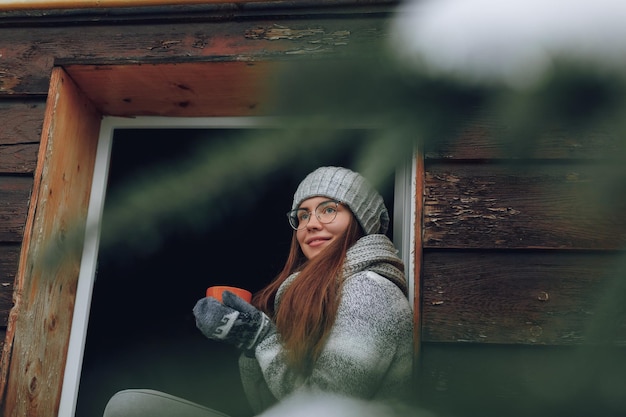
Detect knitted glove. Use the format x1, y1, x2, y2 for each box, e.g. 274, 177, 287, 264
193, 291, 275, 354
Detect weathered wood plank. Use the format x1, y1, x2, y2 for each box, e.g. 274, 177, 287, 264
425, 113, 620, 160
0, 244, 18, 283
0, 176, 32, 242
0, 100, 42, 172
0, 0, 272, 11
0, 144, 39, 174
65, 61, 278, 117
0, 16, 387, 95
0, 244, 18, 326
2, 68, 101, 416
0, 100, 45, 145
421, 251, 626, 345
424, 162, 626, 250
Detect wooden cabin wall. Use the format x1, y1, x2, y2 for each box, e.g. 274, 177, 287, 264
0, 3, 624, 417
417, 118, 626, 417
0, 100, 43, 352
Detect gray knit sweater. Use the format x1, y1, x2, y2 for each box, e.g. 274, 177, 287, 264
238, 234, 414, 413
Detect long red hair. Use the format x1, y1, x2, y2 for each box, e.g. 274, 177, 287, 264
252, 215, 364, 375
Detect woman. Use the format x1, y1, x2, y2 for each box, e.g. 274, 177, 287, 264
104, 166, 413, 417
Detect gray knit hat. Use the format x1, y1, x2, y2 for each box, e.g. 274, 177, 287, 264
292, 166, 389, 235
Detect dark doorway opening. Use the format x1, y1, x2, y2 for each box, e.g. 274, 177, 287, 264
75, 128, 395, 417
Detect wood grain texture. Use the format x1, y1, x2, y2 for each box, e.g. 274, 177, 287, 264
424, 162, 626, 250
425, 113, 620, 160
0, 0, 272, 10
0, 176, 32, 242
0, 100, 45, 145
0, 244, 18, 326
1, 68, 101, 416
0, 16, 387, 95
65, 61, 279, 117
0, 144, 39, 174
0, 101, 43, 173
421, 251, 626, 345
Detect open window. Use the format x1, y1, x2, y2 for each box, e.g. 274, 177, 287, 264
4, 65, 417, 417
62, 116, 417, 417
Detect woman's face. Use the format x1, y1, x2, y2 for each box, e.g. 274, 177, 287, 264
296, 196, 353, 260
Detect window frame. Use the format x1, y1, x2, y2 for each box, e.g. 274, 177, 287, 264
58, 115, 417, 416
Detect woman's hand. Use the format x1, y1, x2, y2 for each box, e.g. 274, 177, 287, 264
193, 291, 275, 354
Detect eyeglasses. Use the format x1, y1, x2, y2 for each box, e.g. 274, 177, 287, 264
287, 200, 341, 230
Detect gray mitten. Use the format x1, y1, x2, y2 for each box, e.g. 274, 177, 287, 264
193, 291, 275, 354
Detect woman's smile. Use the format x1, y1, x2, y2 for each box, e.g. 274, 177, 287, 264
305, 236, 331, 246
305, 236, 332, 251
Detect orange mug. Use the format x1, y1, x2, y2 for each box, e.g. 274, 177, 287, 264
206, 286, 252, 303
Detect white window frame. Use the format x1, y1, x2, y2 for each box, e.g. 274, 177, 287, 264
58, 116, 416, 417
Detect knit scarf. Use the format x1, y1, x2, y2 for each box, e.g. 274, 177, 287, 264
343, 234, 407, 295
276, 234, 407, 307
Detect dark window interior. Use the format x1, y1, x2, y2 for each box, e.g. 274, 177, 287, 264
75, 128, 395, 417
